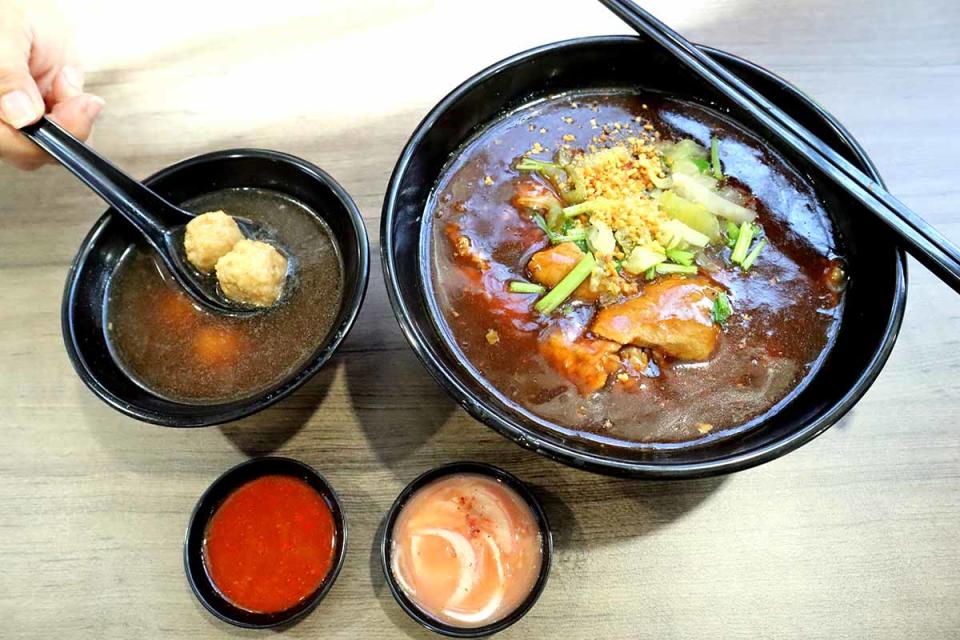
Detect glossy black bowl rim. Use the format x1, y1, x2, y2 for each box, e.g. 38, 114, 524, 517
379, 462, 553, 637
183, 456, 348, 629
61, 148, 370, 427
380, 35, 908, 479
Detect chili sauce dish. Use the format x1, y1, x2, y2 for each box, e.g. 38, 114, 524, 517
381, 36, 906, 477
184, 457, 347, 628
62, 149, 369, 426
380, 462, 552, 637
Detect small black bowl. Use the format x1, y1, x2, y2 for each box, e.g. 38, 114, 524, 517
381, 35, 907, 478
62, 148, 369, 426
380, 462, 553, 638
184, 456, 348, 629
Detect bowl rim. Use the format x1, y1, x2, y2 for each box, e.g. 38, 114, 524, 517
378, 461, 553, 637
380, 35, 908, 478
183, 456, 348, 629
61, 148, 370, 427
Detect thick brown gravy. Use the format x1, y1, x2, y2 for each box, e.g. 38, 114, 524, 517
427, 91, 844, 447
106, 188, 343, 403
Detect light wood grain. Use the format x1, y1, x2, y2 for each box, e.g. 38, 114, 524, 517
1, 1, 958, 638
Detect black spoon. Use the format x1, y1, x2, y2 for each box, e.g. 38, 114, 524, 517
21, 116, 274, 315
599, 0, 960, 294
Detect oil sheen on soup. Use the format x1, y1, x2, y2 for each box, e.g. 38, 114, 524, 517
427, 91, 846, 447
106, 188, 343, 403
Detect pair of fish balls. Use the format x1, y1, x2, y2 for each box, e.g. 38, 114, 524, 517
184, 211, 287, 307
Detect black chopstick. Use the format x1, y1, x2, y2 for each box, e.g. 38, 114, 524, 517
599, 0, 960, 294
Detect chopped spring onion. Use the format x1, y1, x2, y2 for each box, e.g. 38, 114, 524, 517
645, 266, 657, 280
508, 281, 546, 295
692, 156, 711, 173
740, 238, 767, 271
710, 136, 722, 180
712, 291, 733, 326
730, 221, 756, 264
561, 201, 595, 219
655, 263, 698, 275
665, 248, 696, 266
534, 252, 596, 314
516, 157, 560, 172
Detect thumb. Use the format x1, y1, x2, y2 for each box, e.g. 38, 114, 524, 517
0, 58, 45, 129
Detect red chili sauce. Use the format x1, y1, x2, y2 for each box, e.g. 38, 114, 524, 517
202, 475, 337, 613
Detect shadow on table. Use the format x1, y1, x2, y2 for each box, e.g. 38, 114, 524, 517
218, 357, 338, 456
344, 259, 458, 474
529, 472, 726, 555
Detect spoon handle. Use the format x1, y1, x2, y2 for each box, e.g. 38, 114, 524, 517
20, 117, 185, 252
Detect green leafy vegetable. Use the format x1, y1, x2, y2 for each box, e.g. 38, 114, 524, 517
535, 252, 596, 315
508, 281, 546, 294
645, 266, 657, 280
712, 291, 733, 326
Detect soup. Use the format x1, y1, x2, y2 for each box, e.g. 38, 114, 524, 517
106, 188, 343, 403
203, 475, 338, 613
428, 91, 845, 447
390, 473, 544, 628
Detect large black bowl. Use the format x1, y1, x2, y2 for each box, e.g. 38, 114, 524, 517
63, 149, 369, 426
381, 36, 907, 478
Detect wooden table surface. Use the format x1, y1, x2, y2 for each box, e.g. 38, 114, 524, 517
2, 1, 958, 638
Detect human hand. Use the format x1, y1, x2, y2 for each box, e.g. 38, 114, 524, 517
0, 0, 103, 170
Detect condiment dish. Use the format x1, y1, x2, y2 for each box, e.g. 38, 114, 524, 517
183, 456, 347, 629
380, 462, 553, 637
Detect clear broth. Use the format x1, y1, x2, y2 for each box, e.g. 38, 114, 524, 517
106, 188, 343, 403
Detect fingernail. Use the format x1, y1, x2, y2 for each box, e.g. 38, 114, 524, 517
85, 95, 105, 119
0, 90, 41, 128
62, 66, 85, 91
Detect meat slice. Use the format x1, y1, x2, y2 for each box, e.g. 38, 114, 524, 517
539, 325, 621, 396
527, 242, 599, 302
591, 276, 719, 361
